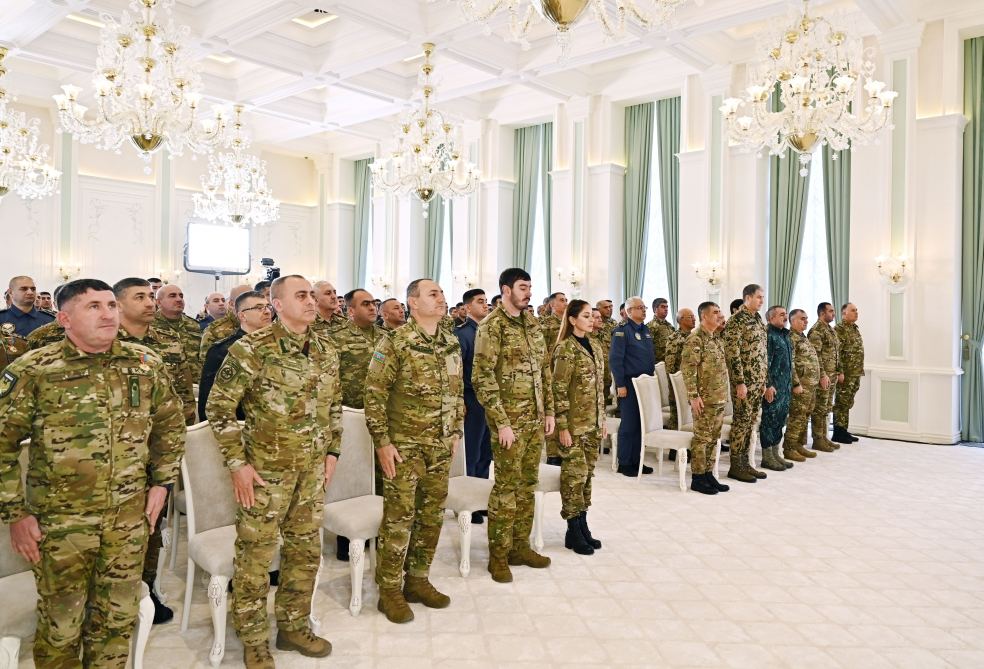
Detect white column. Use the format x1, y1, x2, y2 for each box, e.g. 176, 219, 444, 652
581, 96, 624, 303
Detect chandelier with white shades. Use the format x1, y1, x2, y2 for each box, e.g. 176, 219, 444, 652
53, 0, 226, 168
370, 43, 479, 216
193, 106, 279, 228
720, 0, 898, 176
0, 48, 60, 203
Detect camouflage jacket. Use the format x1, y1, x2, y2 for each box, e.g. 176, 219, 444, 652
26, 320, 65, 350
200, 311, 240, 359
0, 338, 185, 522
154, 312, 203, 377
791, 330, 821, 389
682, 327, 729, 405
835, 322, 865, 377
328, 321, 387, 409
588, 330, 612, 388
552, 336, 605, 435
207, 320, 342, 473
540, 313, 562, 352
119, 323, 196, 425
808, 320, 840, 377
310, 311, 348, 338
473, 305, 554, 430
766, 324, 797, 392
364, 319, 464, 448
647, 317, 675, 362
663, 327, 692, 375
723, 308, 768, 389
1, 325, 30, 372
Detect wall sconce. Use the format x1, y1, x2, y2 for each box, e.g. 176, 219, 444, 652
694, 261, 723, 291
57, 264, 81, 282
453, 272, 477, 289
554, 267, 584, 296
875, 255, 910, 292
371, 274, 393, 296
158, 269, 183, 285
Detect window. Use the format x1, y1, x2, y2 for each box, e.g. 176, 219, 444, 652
641, 114, 670, 318
439, 201, 453, 295
530, 162, 549, 304
788, 154, 833, 317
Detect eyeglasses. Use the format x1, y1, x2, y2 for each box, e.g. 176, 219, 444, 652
628, 305, 647, 311
240, 304, 273, 314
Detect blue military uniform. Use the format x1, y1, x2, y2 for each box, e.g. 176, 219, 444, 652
609, 319, 656, 472
761, 323, 794, 448
455, 317, 492, 478
0, 306, 54, 337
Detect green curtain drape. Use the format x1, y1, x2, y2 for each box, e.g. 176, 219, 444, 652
512, 124, 543, 268
961, 36, 984, 442
353, 158, 372, 288
424, 196, 446, 281
542, 122, 554, 292
823, 145, 852, 314
656, 97, 681, 314
623, 102, 654, 299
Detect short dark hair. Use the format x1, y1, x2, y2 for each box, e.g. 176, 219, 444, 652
498, 267, 531, 292
817, 301, 831, 316
235, 290, 266, 312
405, 279, 426, 300
57, 279, 114, 309
697, 301, 718, 319
38, 291, 51, 297
652, 297, 668, 310
270, 274, 307, 300
549, 292, 565, 302
841, 303, 851, 313
729, 298, 743, 314
112, 277, 151, 298
742, 283, 762, 298
789, 308, 805, 319
455, 302, 464, 309
463, 288, 485, 304
618, 302, 625, 311
491, 294, 501, 306
147, 277, 162, 284
380, 297, 398, 307
254, 280, 271, 292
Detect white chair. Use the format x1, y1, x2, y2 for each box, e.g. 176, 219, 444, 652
669, 372, 723, 480
532, 462, 560, 552
443, 437, 493, 577
653, 362, 673, 426
631, 375, 695, 490
606, 414, 621, 472
321, 409, 383, 616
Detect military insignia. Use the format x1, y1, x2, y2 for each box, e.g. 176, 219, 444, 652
614, 331, 624, 337
217, 358, 244, 384
1, 324, 13, 336
635, 333, 642, 340
372, 351, 385, 363
0, 370, 18, 398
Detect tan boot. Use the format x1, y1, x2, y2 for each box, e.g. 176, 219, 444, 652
276, 628, 332, 657
488, 554, 513, 583
244, 644, 275, 669
794, 443, 817, 459
403, 576, 450, 608
783, 446, 806, 462
812, 439, 836, 453
377, 587, 414, 623
508, 546, 551, 568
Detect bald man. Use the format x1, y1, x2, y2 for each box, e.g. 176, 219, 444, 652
201, 284, 253, 358
199, 292, 228, 330
0, 276, 55, 336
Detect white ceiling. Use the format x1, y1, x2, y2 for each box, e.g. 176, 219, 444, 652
0, 0, 973, 159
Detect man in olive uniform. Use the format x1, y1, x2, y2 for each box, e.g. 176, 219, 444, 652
663, 308, 695, 430
154, 284, 202, 377
759, 306, 795, 471
833, 303, 864, 443
647, 297, 674, 363
473, 268, 555, 583
722, 284, 768, 483
808, 302, 840, 452
365, 279, 464, 623
27, 319, 65, 349
540, 292, 567, 464
784, 309, 820, 461
206, 275, 340, 669
330, 288, 386, 408
0, 323, 29, 371
0, 279, 185, 669
595, 300, 617, 406
200, 284, 253, 358
682, 302, 731, 495
311, 280, 347, 336
380, 297, 407, 331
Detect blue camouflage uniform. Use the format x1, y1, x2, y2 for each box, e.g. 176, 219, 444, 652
760, 323, 796, 448
455, 317, 492, 478
609, 319, 656, 471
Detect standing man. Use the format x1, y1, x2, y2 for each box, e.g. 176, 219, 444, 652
808, 302, 840, 452
199, 292, 228, 330
0, 276, 55, 336
540, 292, 567, 465
331, 289, 386, 409
154, 284, 203, 377
473, 268, 555, 583
365, 279, 463, 623
0, 279, 185, 668
311, 281, 347, 336
759, 306, 795, 472
201, 284, 254, 358
380, 298, 407, 331
681, 302, 731, 495
647, 298, 674, 363
609, 296, 656, 477
595, 300, 617, 407
833, 303, 864, 443
206, 275, 340, 668
456, 289, 493, 500
596, 300, 617, 336
663, 308, 696, 430
722, 284, 768, 483
785, 309, 820, 461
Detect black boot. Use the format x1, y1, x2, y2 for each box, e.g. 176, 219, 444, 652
148, 587, 174, 625
336, 536, 350, 561
545, 456, 563, 466
565, 518, 594, 555
668, 449, 677, 461
831, 426, 852, 444
846, 429, 860, 442
705, 472, 730, 492
578, 512, 601, 549
690, 473, 718, 495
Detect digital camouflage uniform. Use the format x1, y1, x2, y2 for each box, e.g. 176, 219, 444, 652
787, 330, 821, 450
540, 313, 562, 459
723, 309, 768, 473
364, 320, 464, 590
328, 320, 387, 409
551, 336, 605, 520
682, 328, 728, 475
26, 320, 65, 350
205, 320, 342, 648
1, 324, 30, 371
199, 310, 239, 359
647, 317, 675, 363
599, 318, 618, 406
0, 338, 185, 669
309, 311, 348, 338
473, 305, 553, 557
760, 324, 797, 448
589, 330, 613, 407
663, 327, 691, 430
153, 312, 203, 379
808, 320, 840, 447
834, 321, 865, 431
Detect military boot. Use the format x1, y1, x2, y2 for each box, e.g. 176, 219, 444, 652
403, 576, 451, 608
565, 518, 595, 554
276, 628, 332, 657
831, 426, 852, 444
690, 473, 718, 495
774, 446, 794, 468
783, 445, 806, 462
760, 446, 786, 472
508, 546, 551, 568
244, 644, 275, 669
377, 588, 414, 623
488, 554, 513, 583
812, 438, 836, 453
727, 463, 757, 483
578, 512, 601, 549
793, 443, 817, 459
705, 472, 730, 492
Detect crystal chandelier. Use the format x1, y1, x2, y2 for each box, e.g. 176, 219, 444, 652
720, 0, 898, 176
370, 43, 479, 216
53, 0, 226, 168
193, 106, 279, 227
0, 48, 60, 203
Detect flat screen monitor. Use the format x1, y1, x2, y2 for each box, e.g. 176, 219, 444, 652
183, 221, 251, 275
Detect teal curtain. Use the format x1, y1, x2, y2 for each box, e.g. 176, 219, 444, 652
542, 122, 554, 292
424, 196, 446, 281
512, 124, 543, 268
656, 97, 681, 314
623, 102, 654, 299
823, 145, 852, 314
353, 158, 372, 288
962, 36, 984, 442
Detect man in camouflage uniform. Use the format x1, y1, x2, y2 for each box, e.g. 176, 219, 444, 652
759, 306, 795, 471
808, 302, 840, 452
379, 297, 407, 332
540, 292, 567, 464
27, 320, 65, 349
647, 297, 674, 363
311, 280, 347, 337
365, 279, 464, 623
473, 268, 555, 583
663, 308, 695, 430
833, 303, 864, 443
0, 279, 185, 669
153, 284, 202, 377
595, 300, 618, 406
330, 288, 386, 408
200, 284, 253, 358
722, 284, 768, 483
0, 323, 29, 371
206, 275, 340, 669
682, 301, 731, 495
784, 309, 820, 461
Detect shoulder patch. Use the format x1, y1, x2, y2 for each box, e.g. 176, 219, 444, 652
372, 350, 385, 363
614, 331, 625, 337
0, 370, 17, 398
216, 357, 245, 385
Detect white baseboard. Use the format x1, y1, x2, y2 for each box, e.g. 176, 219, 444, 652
850, 425, 961, 445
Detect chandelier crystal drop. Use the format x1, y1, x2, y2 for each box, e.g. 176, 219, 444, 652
370, 43, 479, 217
0, 48, 61, 203
193, 106, 279, 228
720, 0, 898, 176
52, 0, 226, 167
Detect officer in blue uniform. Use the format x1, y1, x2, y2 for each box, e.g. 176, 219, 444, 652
609, 296, 656, 476
455, 288, 492, 523
0, 276, 55, 337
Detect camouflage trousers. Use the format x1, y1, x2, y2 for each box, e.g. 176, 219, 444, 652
545, 430, 560, 459
811, 380, 835, 442
833, 375, 862, 428
786, 383, 818, 448
32, 494, 147, 669
760, 389, 791, 448
559, 431, 600, 520
665, 383, 679, 430
488, 420, 544, 556
729, 385, 764, 461
691, 402, 725, 475
232, 466, 324, 647
141, 487, 169, 587
375, 439, 452, 590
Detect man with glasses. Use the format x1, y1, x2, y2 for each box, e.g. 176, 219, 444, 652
609, 296, 656, 476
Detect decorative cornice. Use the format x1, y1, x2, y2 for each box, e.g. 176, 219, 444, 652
879, 22, 926, 58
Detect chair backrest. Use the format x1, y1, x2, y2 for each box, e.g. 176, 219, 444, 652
1, 444, 33, 578
450, 432, 466, 478
325, 409, 376, 503
669, 372, 694, 426
654, 362, 671, 408
181, 421, 238, 537
724, 379, 734, 417
632, 374, 663, 433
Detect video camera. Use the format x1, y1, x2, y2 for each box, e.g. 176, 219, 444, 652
260, 257, 281, 282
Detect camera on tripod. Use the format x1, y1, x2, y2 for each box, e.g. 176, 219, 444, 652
260, 258, 281, 282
